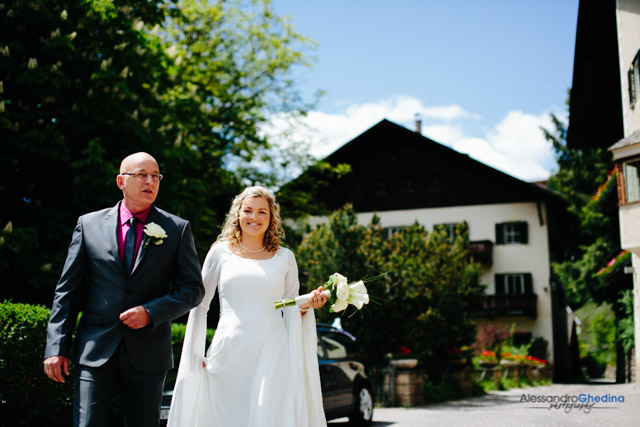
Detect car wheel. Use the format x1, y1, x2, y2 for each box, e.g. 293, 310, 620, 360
349, 384, 373, 426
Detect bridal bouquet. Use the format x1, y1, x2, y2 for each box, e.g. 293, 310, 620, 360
274, 272, 372, 313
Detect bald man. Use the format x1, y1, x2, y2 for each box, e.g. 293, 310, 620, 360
44, 152, 204, 427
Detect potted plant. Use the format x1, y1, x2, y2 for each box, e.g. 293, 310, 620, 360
444, 346, 473, 368
476, 350, 499, 368
388, 346, 419, 369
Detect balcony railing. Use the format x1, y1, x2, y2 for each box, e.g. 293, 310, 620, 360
476, 294, 537, 319
468, 240, 493, 266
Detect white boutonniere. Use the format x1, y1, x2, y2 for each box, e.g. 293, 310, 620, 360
144, 222, 167, 247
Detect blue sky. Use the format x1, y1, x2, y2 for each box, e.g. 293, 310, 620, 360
268, 0, 580, 182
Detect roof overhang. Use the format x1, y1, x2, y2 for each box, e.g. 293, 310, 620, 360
610, 130, 640, 161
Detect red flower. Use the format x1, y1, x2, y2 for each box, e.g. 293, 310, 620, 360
400, 347, 412, 355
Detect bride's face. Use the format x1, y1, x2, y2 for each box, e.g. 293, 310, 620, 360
239, 196, 270, 239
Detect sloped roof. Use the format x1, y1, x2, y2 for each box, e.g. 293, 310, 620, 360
609, 129, 640, 151
306, 119, 561, 213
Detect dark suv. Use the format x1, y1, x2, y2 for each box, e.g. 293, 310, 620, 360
160, 324, 374, 425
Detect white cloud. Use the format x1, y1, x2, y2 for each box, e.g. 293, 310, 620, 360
484, 111, 557, 181
450, 110, 557, 181
263, 95, 559, 182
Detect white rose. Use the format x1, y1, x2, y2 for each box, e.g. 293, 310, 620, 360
336, 282, 349, 301
334, 273, 348, 286
144, 222, 167, 244
331, 299, 349, 313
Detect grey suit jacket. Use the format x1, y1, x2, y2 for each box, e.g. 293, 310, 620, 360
44, 202, 205, 371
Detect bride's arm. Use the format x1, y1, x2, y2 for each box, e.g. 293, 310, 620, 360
168, 245, 221, 426
282, 248, 326, 426
283, 249, 326, 315
177, 245, 221, 374
283, 249, 306, 316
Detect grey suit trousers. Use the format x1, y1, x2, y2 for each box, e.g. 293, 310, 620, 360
74, 340, 166, 427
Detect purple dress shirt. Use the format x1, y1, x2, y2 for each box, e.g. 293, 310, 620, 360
117, 202, 152, 265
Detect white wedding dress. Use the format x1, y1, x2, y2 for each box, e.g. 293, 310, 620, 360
167, 242, 326, 427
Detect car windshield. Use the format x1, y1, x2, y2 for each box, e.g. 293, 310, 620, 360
318, 330, 355, 360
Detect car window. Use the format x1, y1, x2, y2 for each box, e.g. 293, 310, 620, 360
317, 338, 325, 359
320, 335, 348, 359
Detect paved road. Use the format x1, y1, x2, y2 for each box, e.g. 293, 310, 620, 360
328, 382, 640, 426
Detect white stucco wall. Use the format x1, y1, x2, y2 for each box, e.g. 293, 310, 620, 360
616, 0, 640, 383
619, 203, 640, 256
306, 201, 555, 361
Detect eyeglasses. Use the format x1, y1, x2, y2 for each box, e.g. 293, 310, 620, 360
121, 172, 163, 182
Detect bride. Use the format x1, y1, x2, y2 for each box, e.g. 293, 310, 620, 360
167, 186, 328, 427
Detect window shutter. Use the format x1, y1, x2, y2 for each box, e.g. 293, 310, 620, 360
519, 222, 528, 244
524, 273, 533, 294
629, 67, 637, 106
495, 274, 505, 294
495, 223, 505, 244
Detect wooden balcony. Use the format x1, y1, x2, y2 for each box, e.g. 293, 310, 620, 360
476, 294, 537, 319
469, 240, 493, 266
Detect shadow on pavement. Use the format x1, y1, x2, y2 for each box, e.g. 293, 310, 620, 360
328, 418, 395, 426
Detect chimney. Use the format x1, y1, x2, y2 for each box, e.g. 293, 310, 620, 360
414, 113, 422, 134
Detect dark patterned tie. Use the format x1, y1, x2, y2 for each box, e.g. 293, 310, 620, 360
124, 216, 139, 275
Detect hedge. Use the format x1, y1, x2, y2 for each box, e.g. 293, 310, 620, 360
0, 300, 214, 426
0, 300, 73, 426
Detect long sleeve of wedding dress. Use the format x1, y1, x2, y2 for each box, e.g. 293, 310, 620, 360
167, 243, 326, 427
166, 244, 220, 426
282, 249, 326, 427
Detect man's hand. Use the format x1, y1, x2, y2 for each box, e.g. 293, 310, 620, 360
119, 305, 151, 329
44, 356, 70, 383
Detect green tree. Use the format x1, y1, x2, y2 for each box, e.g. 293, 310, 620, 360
544, 113, 616, 307
544, 109, 633, 382
1, 0, 179, 302
617, 290, 635, 366
294, 205, 485, 367
156, 0, 323, 251
1, 0, 316, 304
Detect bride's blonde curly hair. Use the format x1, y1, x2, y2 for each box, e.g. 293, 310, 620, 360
216, 186, 284, 252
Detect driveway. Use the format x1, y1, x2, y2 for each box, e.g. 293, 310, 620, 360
328, 382, 640, 426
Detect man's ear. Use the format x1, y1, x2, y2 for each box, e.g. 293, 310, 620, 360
116, 175, 125, 190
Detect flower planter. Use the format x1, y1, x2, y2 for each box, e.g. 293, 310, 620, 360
391, 359, 419, 369
442, 366, 473, 397
395, 370, 424, 406
479, 361, 499, 369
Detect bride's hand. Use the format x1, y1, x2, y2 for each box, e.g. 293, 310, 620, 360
300, 286, 328, 312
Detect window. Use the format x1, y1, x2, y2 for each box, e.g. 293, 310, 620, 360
512, 331, 533, 347
435, 222, 460, 243
624, 159, 640, 202
495, 221, 528, 244
403, 176, 415, 192
383, 226, 405, 239
495, 273, 533, 295
376, 178, 389, 194
629, 50, 639, 108
319, 333, 351, 359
